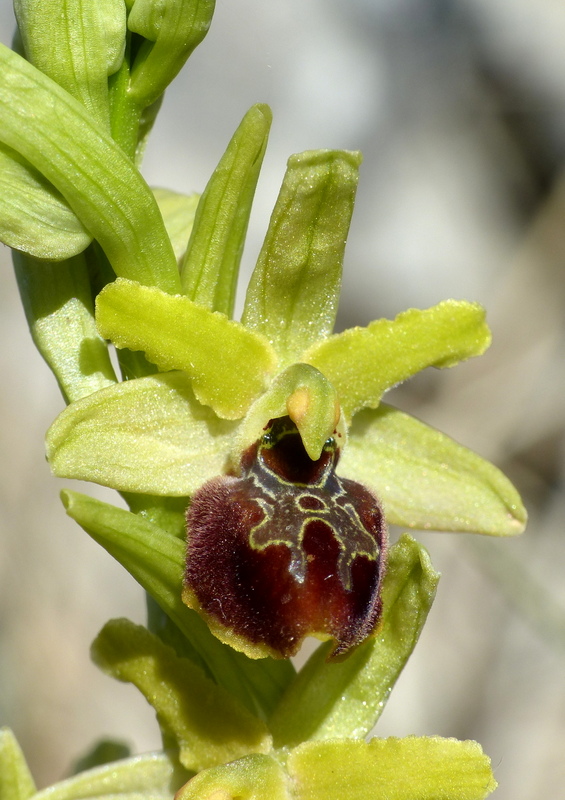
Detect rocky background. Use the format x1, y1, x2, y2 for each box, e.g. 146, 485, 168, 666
1, 1, 565, 797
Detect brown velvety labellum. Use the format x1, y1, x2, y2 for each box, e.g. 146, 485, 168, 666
183, 416, 387, 660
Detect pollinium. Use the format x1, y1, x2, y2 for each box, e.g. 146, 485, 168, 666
183, 416, 387, 659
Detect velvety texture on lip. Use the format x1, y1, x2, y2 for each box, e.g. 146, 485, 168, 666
183, 416, 388, 659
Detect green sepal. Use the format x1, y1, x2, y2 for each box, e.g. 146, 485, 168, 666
242, 150, 361, 365
0, 728, 36, 800
181, 104, 271, 316
0, 144, 91, 259
304, 300, 491, 420
152, 189, 200, 265
268, 534, 439, 747
0, 44, 180, 293
61, 490, 295, 719
46, 372, 237, 495
32, 751, 188, 800
128, 0, 216, 108
340, 404, 527, 535
96, 279, 278, 419
175, 754, 289, 800
234, 363, 343, 462
286, 737, 497, 800
14, 0, 126, 127
92, 618, 272, 772
13, 251, 117, 403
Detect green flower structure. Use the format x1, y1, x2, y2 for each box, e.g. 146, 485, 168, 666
0, 3, 527, 800
44, 147, 525, 661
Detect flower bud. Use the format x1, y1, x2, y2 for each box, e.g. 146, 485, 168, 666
183, 415, 387, 660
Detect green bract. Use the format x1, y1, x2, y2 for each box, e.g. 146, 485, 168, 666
14, 0, 126, 128
91, 619, 273, 771
0, 42, 180, 292
242, 150, 361, 364
0, 144, 91, 260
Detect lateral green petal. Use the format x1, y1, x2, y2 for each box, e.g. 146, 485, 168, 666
32, 751, 187, 800
96, 279, 278, 419
61, 490, 295, 719
0, 145, 91, 259
13, 252, 117, 403
304, 300, 491, 420
46, 372, 237, 495
339, 404, 527, 535
242, 150, 361, 365
175, 754, 289, 800
128, 0, 215, 108
287, 737, 497, 800
92, 619, 272, 772
181, 104, 271, 317
14, 0, 126, 126
268, 534, 439, 747
235, 363, 343, 462
152, 188, 199, 265
0, 728, 36, 800
0, 44, 180, 293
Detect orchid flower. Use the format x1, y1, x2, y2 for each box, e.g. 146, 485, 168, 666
44, 143, 524, 660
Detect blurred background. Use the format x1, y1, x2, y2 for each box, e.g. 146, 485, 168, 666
1, 0, 565, 797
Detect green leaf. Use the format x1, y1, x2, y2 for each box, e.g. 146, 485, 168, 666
128, 0, 216, 108
0, 144, 91, 259
152, 189, 200, 265
174, 754, 289, 800
181, 104, 271, 317
92, 619, 272, 772
46, 371, 237, 495
0, 44, 180, 293
304, 300, 491, 420
0, 728, 36, 800
242, 150, 361, 365
32, 751, 187, 800
14, 0, 126, 126
268, 534, 439, 747
61, 490, 295, 719
287, 737, 497, 800
96, 279, 278, 419
339, 404, 527, 535
235, 363, 342, 461
13, 251, 117, 403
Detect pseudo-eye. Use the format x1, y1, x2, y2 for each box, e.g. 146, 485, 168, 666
182, 415, 388, 660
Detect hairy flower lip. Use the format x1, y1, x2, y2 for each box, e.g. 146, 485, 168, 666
183, 416, 388, 660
